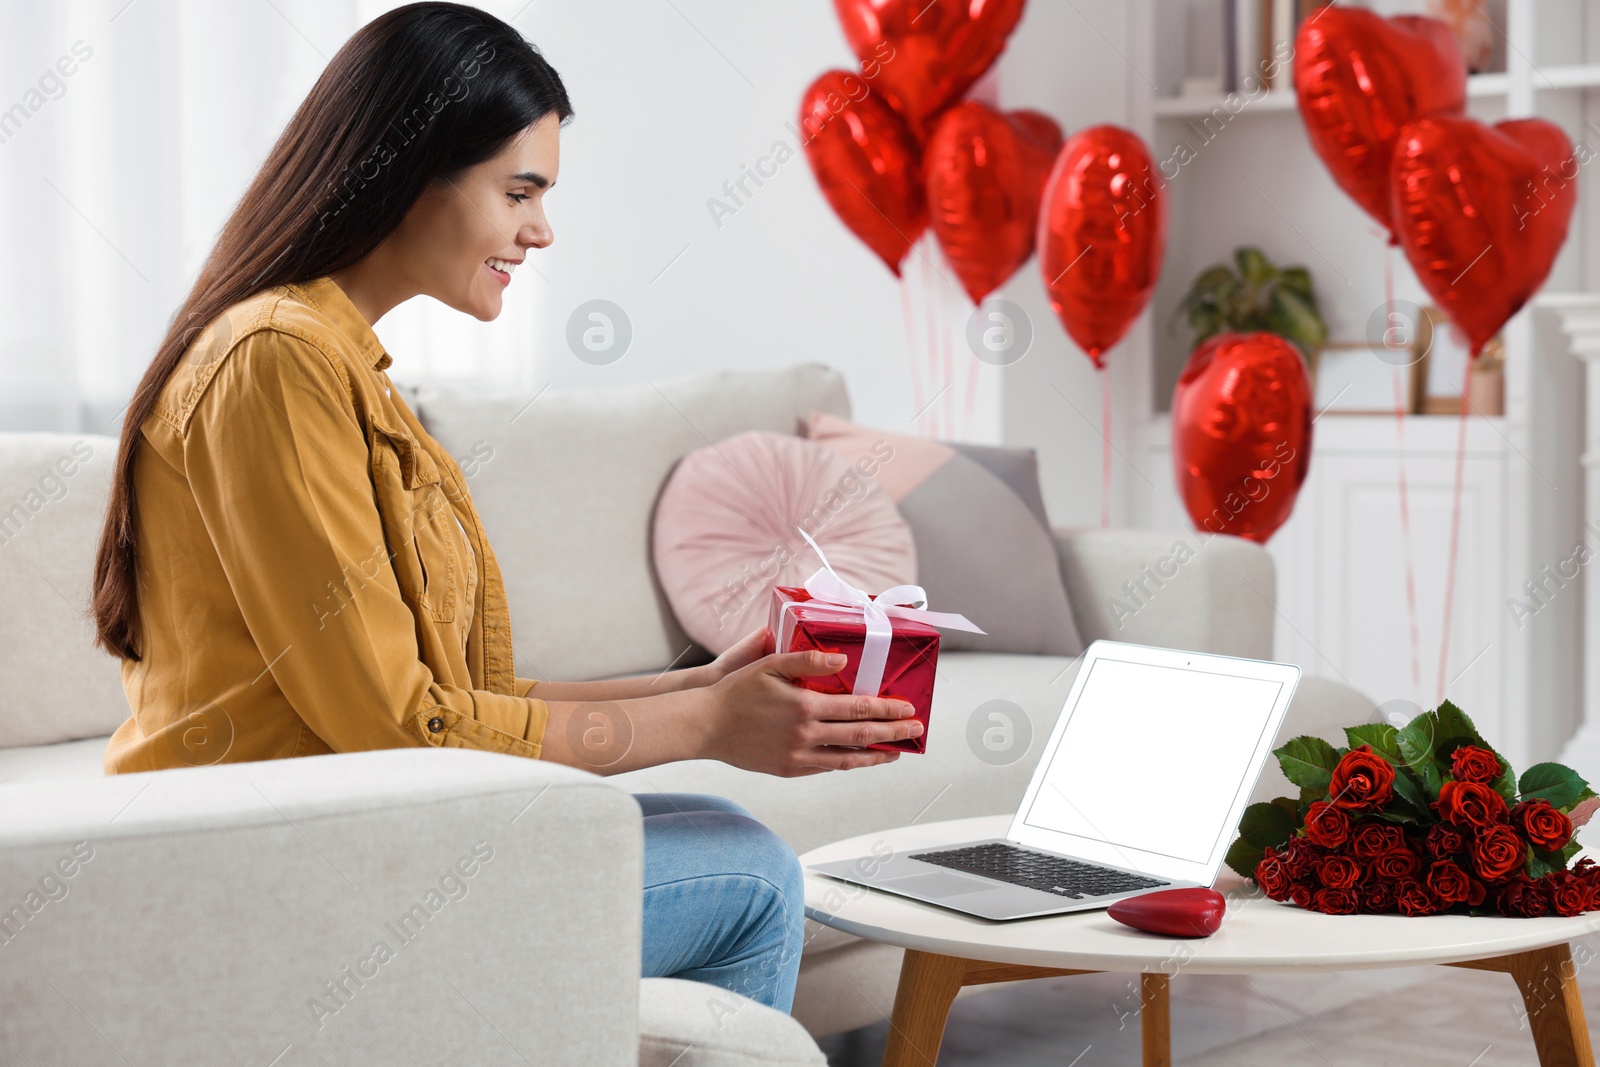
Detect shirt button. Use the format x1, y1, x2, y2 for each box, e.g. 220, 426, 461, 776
427, 716, 444, 733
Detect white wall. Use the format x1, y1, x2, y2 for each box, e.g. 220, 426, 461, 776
0, 0, 1133, 520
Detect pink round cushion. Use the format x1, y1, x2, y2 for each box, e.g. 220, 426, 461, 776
652, 431, 918, 654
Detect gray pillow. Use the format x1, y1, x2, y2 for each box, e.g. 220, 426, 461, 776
804, 413, 1082, 656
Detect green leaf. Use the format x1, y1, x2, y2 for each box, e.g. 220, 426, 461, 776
1527, 844, 1564, 879
1280, 265, 1315, 300
1344, 723, 1401, 764
1519, 763, 1591, 809
1225, 837, 1266, 879
1488, 747, 1517, 804
1390, 769, 1430, 813
1276, 736, 1340, 794
1433, 701, 1480, 748
1423, 761, 1445, 802
1235, 246, 1273, 282
1238, 801, 1297, 850
1396, 713, 1439, 775
1268, 287, 1326, 356
1375, 808, 1419, 825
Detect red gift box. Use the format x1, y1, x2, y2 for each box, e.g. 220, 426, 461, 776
767, 585, 943, 754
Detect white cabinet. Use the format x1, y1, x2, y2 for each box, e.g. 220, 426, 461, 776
1146, 416, 1521, 753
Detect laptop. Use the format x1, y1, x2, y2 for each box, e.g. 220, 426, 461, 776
808, 640, 1299, 921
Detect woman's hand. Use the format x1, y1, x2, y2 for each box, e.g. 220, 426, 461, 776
703, 648, 922, 777
700, 627, 771, 686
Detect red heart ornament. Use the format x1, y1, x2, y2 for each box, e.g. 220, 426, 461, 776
1037, 125, 1166, 367
1108, 888, 1227, 938
926, 102, 1062, 303
1294, 8, 1466, 241
1391, 116, 1578, 357
800, 70, 928, 277
1171, 333, 1313, 545
832, 0, 1026, 132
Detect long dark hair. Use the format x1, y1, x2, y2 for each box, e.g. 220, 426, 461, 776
90, 2, 572, 661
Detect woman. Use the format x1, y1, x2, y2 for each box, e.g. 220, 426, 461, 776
88, 2, 922, 1015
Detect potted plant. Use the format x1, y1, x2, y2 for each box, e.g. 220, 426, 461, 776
1172, 246, 1328, 359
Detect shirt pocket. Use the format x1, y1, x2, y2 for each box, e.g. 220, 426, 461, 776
369, 414, 458, 623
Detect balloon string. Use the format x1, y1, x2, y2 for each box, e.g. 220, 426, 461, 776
920, 249, 940, 437
1101, 367, 1112, 528
966, 299, 979, 431
899, 274, 925, 424
1437, 394, 1470, 705
1386, 247, 1423, 695
938, 262, 954, 438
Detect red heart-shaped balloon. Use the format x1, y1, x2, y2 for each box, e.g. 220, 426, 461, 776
1171, 333, 1313, 545
1294, 8, 1466, 241
1391, 116, 1577, 357
832, 0, 1026, 132
926, 102, 1062, 304
800, 70, 928, 277
1037, 125, 1166, 367
1108, 888, 1227, 938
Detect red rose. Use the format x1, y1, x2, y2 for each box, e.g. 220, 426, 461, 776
1466, 877, 1487, 907
1329, 745, 1396, 811
1450, 745, 1502, 784
1289, 882, 1315, 908
1546, 872, 1591, 918
1495, 876, 1549, 918
1254, 848, 1292, 901
1470, 824, 1525, 882
1317, 854, 1362, 890
1394, 878, 1438, 916
1350, 821, 1404, 859
1425, 860, 1472, 905
1303, 803, 1350, 849
1435, 781, 1508, 829
1311, 887, 1360, 914
1283, 837, 1323, 881
1511, 799, 1573, 852
1424, 822, 1467, 861
1372, 846, 1420, 881
1360, 879, 1397, 913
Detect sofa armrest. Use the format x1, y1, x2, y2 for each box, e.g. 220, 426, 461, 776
0, 749, 643, 1066
1053, 527, 1276, 659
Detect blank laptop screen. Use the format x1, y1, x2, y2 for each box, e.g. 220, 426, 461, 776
1021, 656, 1285, 865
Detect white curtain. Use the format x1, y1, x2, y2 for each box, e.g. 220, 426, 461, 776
0, 0, 544, 434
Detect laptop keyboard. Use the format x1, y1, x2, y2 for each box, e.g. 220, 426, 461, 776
909, 843, 1168, 898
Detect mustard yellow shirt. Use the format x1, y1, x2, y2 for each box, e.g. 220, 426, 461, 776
104, 276, 548, 773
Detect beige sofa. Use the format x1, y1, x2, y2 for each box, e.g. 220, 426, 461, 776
0, 363, 1374, 1065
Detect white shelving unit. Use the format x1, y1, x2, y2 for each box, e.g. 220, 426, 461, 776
1124, 0, 1599, 771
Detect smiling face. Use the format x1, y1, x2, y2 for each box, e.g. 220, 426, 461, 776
383, 112, 560, 321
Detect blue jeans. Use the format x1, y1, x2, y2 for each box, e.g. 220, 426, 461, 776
636, 792, 806, 1014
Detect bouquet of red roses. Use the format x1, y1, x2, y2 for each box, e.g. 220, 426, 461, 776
1228, 701, 1600, 917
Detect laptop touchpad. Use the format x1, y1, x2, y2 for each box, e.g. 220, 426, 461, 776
883, 871, 994, 898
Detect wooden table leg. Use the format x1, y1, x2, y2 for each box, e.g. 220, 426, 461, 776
1142, 972, 1171, 1067
1448, 944, 1594, 1067
881, 950, 968, 1067
879, 952, 1097, 1066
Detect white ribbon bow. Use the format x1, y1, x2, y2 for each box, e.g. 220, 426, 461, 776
792, 528, 984, 697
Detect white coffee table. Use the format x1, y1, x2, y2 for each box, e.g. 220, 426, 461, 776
802, 815, 1600, 1067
